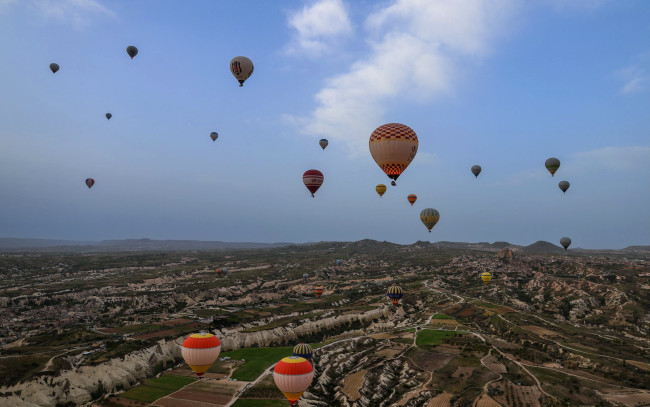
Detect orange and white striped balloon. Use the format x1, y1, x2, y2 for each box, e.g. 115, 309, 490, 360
273, 356, 314, 405
181, 333, 221, 377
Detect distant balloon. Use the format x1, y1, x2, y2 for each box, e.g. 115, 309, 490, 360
105, 113, 112, 120
210, 132, 218, 142
230, 56, 254, 87
387, 285, 403, 306
314, 286, 324, 298
216, 268, 223, 275
481, 272, 492, 284
303, 170, 323, 198
319, 139, 328, 150
181, 333, 221, 377
420, 208, 440, 233
560, 237, 571, 250
559, 181, 570, 193
126, 46, 138, 59
369, 123, 418, 186
222, 267, 228, 275
336, 259, 343, 266
471, 165, 482, 178
85, 178, 94, 189
407, 194, 417, 206
273, 356, 314, 406
293, 343, 313, 360
545, 157, 560, 176
302, 273, 309, 279
49, 63, 59, 73
376, 184, 387, 197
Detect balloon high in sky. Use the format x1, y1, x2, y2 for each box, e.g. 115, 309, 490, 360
0, 1, 648, 249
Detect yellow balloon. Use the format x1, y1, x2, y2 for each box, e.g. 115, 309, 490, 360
481, 272, 492, 284
376, 184, 387, 197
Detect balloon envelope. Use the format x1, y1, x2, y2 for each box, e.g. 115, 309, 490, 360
545, 158, 560, 176
273, 356, 314, 406
560, 237, 571, 250
181, 333, 221, 377
293, 343, 313, 360
481, 272, 492, 284
105, 113, 112, 120
387, 285, 403, 306
314, 286, 324, 297
303, 170, 323, 197
376, 184, 386, 197
336, 259, 343, 266
85, 178, 94, 189
559, 181, 570, 193
49, 63, 59, 73
230, 56, 254, 86
210, 132, 218, 142
471, 165, 482, 178
319, 139, 328, 150
420, 208, 440, 232
126, 46, 138, 59
407, 194, 417, 206
369, 123, 418, 185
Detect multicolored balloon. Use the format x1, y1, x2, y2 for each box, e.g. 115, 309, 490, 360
181, 333, 222, 377
560, 237, 571, 250
293, 343, 313, 360
126, 46, 138, 59
471, 165, 482, 178
49, 63, 59, 73
376, 184, 387, 197
545, 158, 560, 176
314, 286, 324, 298
273, 356, 314, 406
559, 181, 570, 193
420, 208, 440, 233
230, 56, 254, 87
210, 132, 218, 142
369, 123, 418, 186
303, 170, 323, 198
387, 285, 403, 306
85, 178, 94, 189
105, 113, 112, 120
319, 139, 328, 150
407, 194, 417, 206
481, 272, 492, 284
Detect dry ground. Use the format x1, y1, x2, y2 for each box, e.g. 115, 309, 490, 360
342, 370, 366, 401
451, 366, 474, 378
603, 390, 650, 406
473, 394, 501, 407
427, 392, 453, 407
521, 325, 564, 338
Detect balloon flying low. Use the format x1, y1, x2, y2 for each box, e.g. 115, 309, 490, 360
420, 208, 440, 232
293, 343, 313, 360
407, 194, 417, 206
49, 63, 59, 73
210, 132, 218, 142
314, 286, 324, 298
273, 356, 314, 406
545, 158, 560, 176
85, 178, 94, 189
230, 56, 254, 87
319, 139, 328, 150
369, 123, 418, 186
303, 170, 323, 198
560, 237, 571, 250
181, 333, 221, 377
126, 46, 138, 59
302, 273, 309, 279
387, 285, 403, 306
105, 113, 112, 120
471, 165, 482, 178
481, 272, 492, 284
376, 184, 386, 197
559, 181, 570, 193
336, 259, 343, 266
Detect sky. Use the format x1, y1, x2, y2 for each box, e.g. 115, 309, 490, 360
0, 0, 649, 249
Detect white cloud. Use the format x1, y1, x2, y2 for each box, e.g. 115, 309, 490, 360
289, 0, 516, 155
31, 0, 114, 28
616, 52, 650, 95
286, 0, 352, 56
571, 146, 650, 172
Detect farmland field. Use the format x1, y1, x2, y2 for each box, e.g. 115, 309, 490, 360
427, 392, 452, 407
121, 374, 194, 403
221, 347, 292, 381
416, 329, 458, 349
232, 400, 288, 407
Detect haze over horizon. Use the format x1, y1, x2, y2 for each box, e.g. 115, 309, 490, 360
1, 0, 649, 249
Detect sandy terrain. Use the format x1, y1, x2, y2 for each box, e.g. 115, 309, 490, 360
427, 392, 453, 407
342, 370, 366, 401
473, 394, 501, 407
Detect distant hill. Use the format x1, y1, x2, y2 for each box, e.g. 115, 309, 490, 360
433, 241, 520, 251
624, 245, 650, 252
0, 238, 293, 252
520, 240, 566, 254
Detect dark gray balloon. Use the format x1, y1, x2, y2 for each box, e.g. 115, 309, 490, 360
210, 132, 218, 142
49, 63, 59, 73
105, 113, 112, 120
559, 181, 570, 193
126, 46, 138, 59
471, 165, 482, 178
545, 157, 560, 176
303, 273, 309, 279
560, 237, 571, 250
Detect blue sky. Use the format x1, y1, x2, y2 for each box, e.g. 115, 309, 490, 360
0, 0, 648, 249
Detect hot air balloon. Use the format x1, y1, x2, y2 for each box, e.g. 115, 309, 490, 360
560, 237, 571, 250
126, 46, 138, 59
230, 56, 254, 87
293, 343, 313, 360
336, 259, 343, 266
559, 181, 570, 193
222, 267, 229, 275
387, 285, 403, 306
303, 273, 309, 279
49, 63, 59, 73
314, 286, 324, 298
210, 132, 218, 142
545, 158, 560, 176
105, 113, 112, 120
369, 123, 418, 186
216, 268, 223, 275
481, 272, 492, 284
407, 194, 417, 206
85, 178, 94, 189
319, 139, 328, 150
303, 170, 323, 198
181, 333, 221, 377
471, 165, 482, 178
420, 208, 440, 233
376, 184, 387, 197
273, 356, 314, 406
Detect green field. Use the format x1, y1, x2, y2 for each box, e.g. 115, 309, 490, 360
117, 323, 162, 334
416, 329, 457, 349
222, 347, 293, 381
233, 400, 288, 407
431, 313, 453, 319
121, 375, 194, 403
